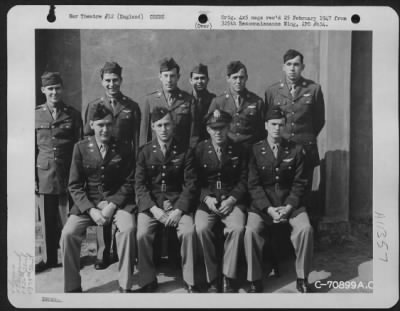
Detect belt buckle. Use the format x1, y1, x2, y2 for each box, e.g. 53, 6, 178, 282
161, 183, 166, 192
216, 181, 222, 190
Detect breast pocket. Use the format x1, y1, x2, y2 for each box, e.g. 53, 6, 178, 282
82, 161, 98, 175
300, 94, 313, 105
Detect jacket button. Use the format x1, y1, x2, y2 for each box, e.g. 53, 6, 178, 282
101, 167, 104, 170
161, 173, 165, 176
163, 165, 166, 169
275, 168, 279, 171
101, 175, 104, 178
291, 133, 295, 136
276, 176, 280, 180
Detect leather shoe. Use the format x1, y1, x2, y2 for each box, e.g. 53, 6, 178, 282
94, 259, 110, 270
119, 287, 133, 293
223, 277, 237, 293
272, 264, 280, 278
185, 283, 201, 293
296, 278, 311, 293
207, 280, 219, 293
35, 261, 61, 273
248, 280, 263, 293
135, 279, 158, 293
66, 286, 82, 293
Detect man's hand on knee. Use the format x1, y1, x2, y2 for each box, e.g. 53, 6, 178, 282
89, 208, 107, 226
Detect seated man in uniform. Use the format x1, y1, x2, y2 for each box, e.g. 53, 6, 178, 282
60, 105, 136, 293
135, 107, 198, 293
244, 109, 313, 293
194, 109, 247, 293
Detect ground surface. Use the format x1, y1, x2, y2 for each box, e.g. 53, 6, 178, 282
35, 227, 373, 294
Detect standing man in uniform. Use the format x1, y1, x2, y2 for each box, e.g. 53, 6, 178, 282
35, 72, 82, 272
139, 57, 199, 148
194, 109, 247, 293
135, 107, 198, 293
60, 105, 136, 293
208, 61, 265, 148
244, 109, 313, 293
189, 63, 216, 141
83, 61, 141, 270
264, 49, 325, 193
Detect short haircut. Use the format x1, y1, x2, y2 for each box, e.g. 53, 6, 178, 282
283, 49, 304, 64
226, 61, 247, 77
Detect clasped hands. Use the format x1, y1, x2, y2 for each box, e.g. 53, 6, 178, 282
150, 200, 182, 227
89, 201, 117, 226
204, 195, 236, 217
267, 205, 293, 223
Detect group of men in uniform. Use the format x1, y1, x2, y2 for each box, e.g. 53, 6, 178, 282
35, 48, 325, 293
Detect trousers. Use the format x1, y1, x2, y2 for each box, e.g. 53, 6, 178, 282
137, 212, 196, 287
244, 207, 313, 281
195, 206, 245, 282
60, 209, 136, 292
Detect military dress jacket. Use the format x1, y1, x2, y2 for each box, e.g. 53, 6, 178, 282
83, 92, 141, 155
208, 88, 266, 145
139, 88, 199, 148
248, 138, 307, 224
192, 90, 216, 141
135, 138, 197, 214
264, 77, 325, 167
68, 136, 136, 216
194, 138, 248, 213
35, 102, 82, 194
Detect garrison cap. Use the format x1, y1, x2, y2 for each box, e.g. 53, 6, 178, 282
226, 60, 247, 76
41, 72, 63, 87
205, 109, 232, 129
91, 104, 113, 121
191, 63, 208, 77
159, 57, 180, 73
265, 108, 285, 121
151, 106, 171, 123
100, 61, 122, 77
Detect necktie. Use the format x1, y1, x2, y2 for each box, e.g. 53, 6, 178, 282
161, 143, 167, 157
290, 84, 296, 98
272, 144, 279, 159
100, 144, 107, 159
167, 94, 173, 106
51, 108, 57, 120
235, 95, 241, 109
216, 147, 222, 161
110, 98, 117, 113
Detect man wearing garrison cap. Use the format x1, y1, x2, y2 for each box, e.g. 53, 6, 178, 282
244, 108, 313, 293
61, 104, 136, 293
139, 57, 199, 148
35, 72, 82, 272
264, 49, 325, 200
189, 63, 216, 141
82, 61, 141, 270
135, 107, 198, 293
194, 109, 248, 293
208, 61, 266, 148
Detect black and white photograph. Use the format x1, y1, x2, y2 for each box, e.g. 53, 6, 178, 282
6, 5, 398, 309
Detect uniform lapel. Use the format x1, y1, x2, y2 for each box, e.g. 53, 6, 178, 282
225, 90, 238, 113
293, 77, 308, 101
102, 139, 118, 164
87, 136, 103, 164
277, 80, 291, 100
53, 103, 71, 123
164, 139, 178, 163
169, 90, 185, 111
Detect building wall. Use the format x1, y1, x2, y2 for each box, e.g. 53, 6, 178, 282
35, 29, 82, 111
350, 31, 373, 228
35, 29, 372, 239
79, 29, 321, 114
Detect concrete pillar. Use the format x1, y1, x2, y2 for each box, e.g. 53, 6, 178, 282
317, 31, 352, 243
